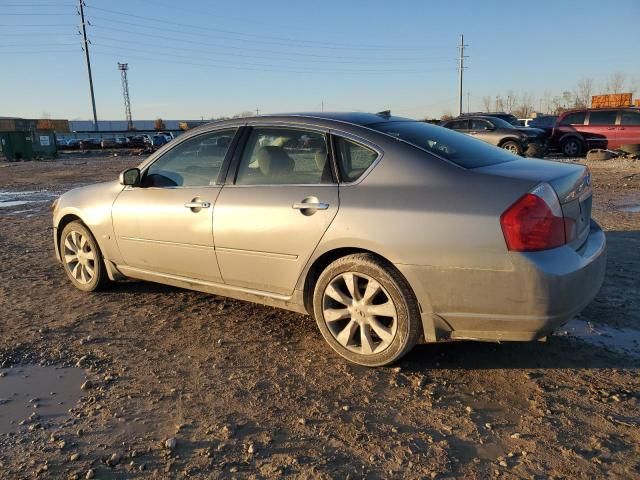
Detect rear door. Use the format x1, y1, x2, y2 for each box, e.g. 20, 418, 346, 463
213, 125, 339, 295
584, 110, 619, 149
618, 109, 640, 147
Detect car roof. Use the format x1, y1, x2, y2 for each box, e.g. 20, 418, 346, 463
193, 112, 416, 131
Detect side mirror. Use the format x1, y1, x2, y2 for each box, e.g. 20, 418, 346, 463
119, 167, 141, 186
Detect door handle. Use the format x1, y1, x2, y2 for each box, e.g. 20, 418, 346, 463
292, 196, 329, 216
293, 202, 329, 210
184, 201, 211, 209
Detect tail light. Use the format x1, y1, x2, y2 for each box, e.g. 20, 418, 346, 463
500, 183, 566, 252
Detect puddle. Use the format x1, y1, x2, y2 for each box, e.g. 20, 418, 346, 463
558, 318, 640, 358
620, 205, 640, 213
0, 189, 60, 214
0, 365, 86, 434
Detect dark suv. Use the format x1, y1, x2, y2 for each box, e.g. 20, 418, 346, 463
440, 116, 546, 156
551, 107, 640, 156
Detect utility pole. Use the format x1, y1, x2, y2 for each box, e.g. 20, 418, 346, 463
321, 100, 324, 112
78, 0, 98, 131
255, 108, 260, 115
118, 63, 133, 130
457, 34, 468, 116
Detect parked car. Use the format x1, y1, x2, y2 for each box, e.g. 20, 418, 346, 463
52, 112, 605, 367
440, 115, 545, 155
100, 138, 117, 149
115, 136, 129, 147
551, 107, 640, 156
79, 138, 100, 150
127, 135, 148, 148
65, 139, 81, 150
528, 115, 558, 136
151, 135, 168, 147
461, 111, 520, 126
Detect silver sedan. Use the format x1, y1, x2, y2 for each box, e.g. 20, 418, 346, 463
52, 112, 606, 366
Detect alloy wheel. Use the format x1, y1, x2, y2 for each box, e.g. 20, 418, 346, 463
322, 272, 398, 355
63, 230, 96, 285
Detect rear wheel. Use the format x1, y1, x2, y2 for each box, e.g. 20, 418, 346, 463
59, 221, 109, 292
501, 141, 522, 155
312, 254, 421, 367
561, 137, 583, 157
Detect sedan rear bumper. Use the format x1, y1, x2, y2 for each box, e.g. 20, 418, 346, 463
397, 220, 607, 342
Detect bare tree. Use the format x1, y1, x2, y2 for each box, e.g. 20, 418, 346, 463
606, 72, 627, 94
440, 111, 454, 121
495, 95, 505, 112
573, 77, 594, 108
513, 92, 535, 118
505, 91, 518, 113
482, 96, 492, 112
154, 118, 166, 130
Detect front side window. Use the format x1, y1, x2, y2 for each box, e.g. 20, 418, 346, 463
589, 110, 618, 126
335, 137, 379, 182
560, 112, 586, 126
235, 128, 331, 185
143, 129, 236, 187
621, 109, 640, 125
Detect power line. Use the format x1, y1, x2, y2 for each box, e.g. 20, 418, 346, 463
84, 4, 432, 51
88, 24, 445, 62
90, 48, 454, 76
87, 35, 454, 66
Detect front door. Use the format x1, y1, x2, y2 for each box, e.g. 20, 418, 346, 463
213, 126, 339, 295
112, 129, 238, 282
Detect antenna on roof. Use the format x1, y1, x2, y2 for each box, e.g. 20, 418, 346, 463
376, 110, 391, 118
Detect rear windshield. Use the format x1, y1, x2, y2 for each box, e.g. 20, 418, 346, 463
370, 121, 517, 169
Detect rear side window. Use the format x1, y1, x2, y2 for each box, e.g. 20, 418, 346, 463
621, 109, 640, 125
235, 127, 332, 185
444, 119, 468, 130
589, 110, 618, 125
335, 137, 378, 182
470, 119, 492, 130
559, 112, 586, 125
371, 121, 516, 169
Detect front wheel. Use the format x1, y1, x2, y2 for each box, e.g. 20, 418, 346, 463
59, 221, 109, 292
501, 141, 522, 155
312, 254, 421, 367
561, 137, 583, 157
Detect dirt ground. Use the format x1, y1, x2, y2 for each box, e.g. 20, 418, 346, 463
0, 152, 639, 479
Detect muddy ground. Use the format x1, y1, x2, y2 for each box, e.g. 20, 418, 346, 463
0, 152, 639, 479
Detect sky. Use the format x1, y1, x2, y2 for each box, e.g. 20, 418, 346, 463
1, 0, 639, 121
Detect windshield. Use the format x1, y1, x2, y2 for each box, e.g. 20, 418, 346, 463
371, 121, 517, 169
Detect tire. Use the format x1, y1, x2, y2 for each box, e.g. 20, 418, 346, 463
619, 144, 640, 155
525, 143, 547, 158
561, 137, 583, 157
59, 221, 109, 292
586, 149, 617, 161
312, 253, 421, 367
501, 141, 522, 156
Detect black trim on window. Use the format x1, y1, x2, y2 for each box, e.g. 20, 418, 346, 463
222, 126, 251, 185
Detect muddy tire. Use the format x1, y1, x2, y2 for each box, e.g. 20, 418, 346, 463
525, 143, 547, 158
561, 137, 583, 157
59, 221, 109, 292
619, 144, 640, 155
501, 141, 522, 156
586, 149, 617, 161
312, 253, 421, 367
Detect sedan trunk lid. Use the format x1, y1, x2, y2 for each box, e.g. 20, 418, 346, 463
473, 158, 592, 250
